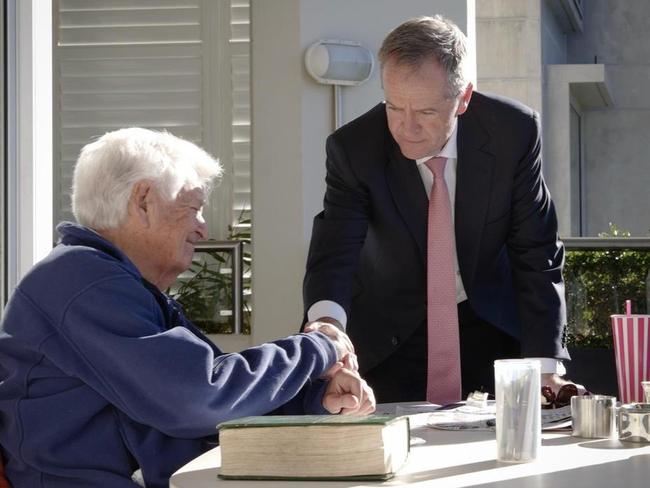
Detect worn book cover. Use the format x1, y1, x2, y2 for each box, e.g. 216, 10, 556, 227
217, 414, 410, 480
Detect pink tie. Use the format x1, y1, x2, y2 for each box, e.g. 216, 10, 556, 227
424, 157, 462, 405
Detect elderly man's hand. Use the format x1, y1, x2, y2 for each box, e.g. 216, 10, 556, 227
322, 368, 376, 415
304, 320, 358, 372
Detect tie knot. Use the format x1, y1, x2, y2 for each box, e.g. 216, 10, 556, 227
424, 156, 447, 178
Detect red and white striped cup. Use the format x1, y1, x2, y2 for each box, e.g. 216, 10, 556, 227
611, 314, 650, 404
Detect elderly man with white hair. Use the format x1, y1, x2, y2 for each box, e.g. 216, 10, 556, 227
0, 128, 374, 488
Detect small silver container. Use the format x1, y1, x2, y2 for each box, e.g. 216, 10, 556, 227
618, 403, 650, 443
571, 395, 617, 439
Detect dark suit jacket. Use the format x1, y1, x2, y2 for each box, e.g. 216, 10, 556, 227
303, 91, 570, 375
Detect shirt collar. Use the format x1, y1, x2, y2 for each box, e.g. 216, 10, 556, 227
415, 122, 458, 165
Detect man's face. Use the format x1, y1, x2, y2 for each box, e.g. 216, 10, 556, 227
146, 185, 208, 283
382, 57, 472, 160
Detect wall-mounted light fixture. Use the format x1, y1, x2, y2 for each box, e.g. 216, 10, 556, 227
304, 39, 374, 129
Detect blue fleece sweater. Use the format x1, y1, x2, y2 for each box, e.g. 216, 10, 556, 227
0, 223, 338, 487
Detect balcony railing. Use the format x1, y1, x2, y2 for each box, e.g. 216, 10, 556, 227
169, 240, 247, 335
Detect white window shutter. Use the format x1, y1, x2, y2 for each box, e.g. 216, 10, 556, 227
53, 0, 251, 241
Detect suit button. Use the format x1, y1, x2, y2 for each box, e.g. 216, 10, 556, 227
391, 336, 400, 346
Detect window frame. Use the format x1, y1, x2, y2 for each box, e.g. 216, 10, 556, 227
1, 0, 6, 309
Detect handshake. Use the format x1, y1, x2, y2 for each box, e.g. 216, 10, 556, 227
303, 320, 375, 415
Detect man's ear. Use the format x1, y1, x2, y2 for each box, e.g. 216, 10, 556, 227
129, 180, 154, 226
456, 82, 474, 116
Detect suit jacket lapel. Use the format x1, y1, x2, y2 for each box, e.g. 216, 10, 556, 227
455, 106, 495, 289
383, 104, 496, 278
386, 143, 429, 265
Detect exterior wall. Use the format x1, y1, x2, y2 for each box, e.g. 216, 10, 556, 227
541, 1, 567, 67
540, 0, 571, 235
545, 66, 572, 237
475, 0, 542, 112
567, 0, 650, 236
251, 0, 473, 344
544, 64, 611, 237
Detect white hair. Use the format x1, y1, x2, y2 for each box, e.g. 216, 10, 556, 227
72, 127, 223, 229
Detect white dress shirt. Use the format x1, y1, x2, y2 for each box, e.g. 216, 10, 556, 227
308, 123, 564, 375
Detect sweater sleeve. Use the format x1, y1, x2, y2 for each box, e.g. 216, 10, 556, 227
35, 275, 338, 438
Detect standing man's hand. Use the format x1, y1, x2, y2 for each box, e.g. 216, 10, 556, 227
540, 373, 588, 408
304, 320, 358, 373
322, 368, 376, 415
541, 373, 587, 395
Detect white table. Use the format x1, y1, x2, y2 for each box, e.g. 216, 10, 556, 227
170, 413, 650, 488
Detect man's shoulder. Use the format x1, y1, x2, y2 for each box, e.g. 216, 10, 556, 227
3, 244, 149, 342
464, 91, 540, 146
18, 243, 141, 309
469, 91, 538, 121
330, 103, 389, 144
39, 242, 134, 279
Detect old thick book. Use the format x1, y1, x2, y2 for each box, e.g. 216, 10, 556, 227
217, 414, 410, 480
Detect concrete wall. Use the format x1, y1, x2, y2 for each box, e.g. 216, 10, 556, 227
250, 0, 473, 345
544, 64, 612, 237
541, 1, 567, 67
567, 0, 650, 236
475, 0, 542, 112
540, 0, 570, 235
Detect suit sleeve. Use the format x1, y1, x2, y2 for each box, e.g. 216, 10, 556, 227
303, 133, 370, 319
506, 112, 569, 360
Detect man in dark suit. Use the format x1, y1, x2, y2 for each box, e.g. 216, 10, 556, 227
303, 16, 573, 403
